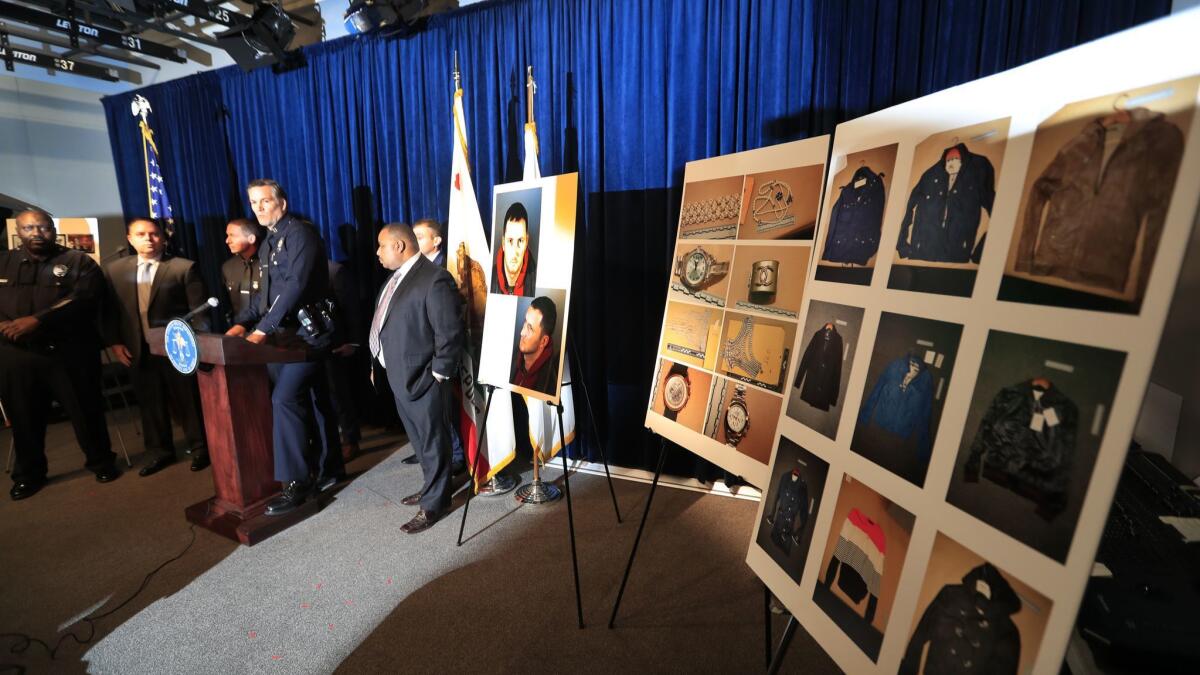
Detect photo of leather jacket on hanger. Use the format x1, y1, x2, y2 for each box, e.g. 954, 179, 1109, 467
888, 118, 1010, 298
786, 300, 865, 440
946, 330, 1126, 563
754, 436, 829, 583
1000, 76, 1199, 314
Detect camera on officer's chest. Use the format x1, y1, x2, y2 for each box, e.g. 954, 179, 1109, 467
297, 299, 336, 338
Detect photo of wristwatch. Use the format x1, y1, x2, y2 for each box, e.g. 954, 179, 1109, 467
724, 384, 750, 447
674, 246, 729, 291
662, 362, 691, 421
748, 259, 779, 305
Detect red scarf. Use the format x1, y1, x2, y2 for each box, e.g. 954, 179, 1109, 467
513, 345, 552, 389
495, 247, 528, 295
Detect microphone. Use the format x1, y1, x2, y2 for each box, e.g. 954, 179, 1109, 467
180, 297, 219, 322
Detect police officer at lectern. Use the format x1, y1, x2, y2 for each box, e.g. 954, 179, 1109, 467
0, 207, 121, 500
225, 179, 345, 516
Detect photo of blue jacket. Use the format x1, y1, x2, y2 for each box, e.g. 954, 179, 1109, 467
823, 166, 887, 265
896, 143, 995, 263
858, 355, 934, 457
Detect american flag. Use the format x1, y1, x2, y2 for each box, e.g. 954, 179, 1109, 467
141, 121, 173, 221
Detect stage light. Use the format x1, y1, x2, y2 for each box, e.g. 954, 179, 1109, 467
343, 0, 400, 35
216, 2, 298, 72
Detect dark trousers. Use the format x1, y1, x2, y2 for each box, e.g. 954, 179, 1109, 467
0, 342, 115, 483
324, 351, 363, 444
388, 370, 453, 513
130, 349, 207, 461
268, 360, 343, 483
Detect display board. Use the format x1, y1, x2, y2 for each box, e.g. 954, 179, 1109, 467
477, 173, 578, 405
646, 137, 830, 487
746, 12, 1200, 674
5, 217, 101, 263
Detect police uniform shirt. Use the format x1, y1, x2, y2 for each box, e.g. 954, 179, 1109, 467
0, 244, 105, 349
234, 213, 330, 334
221, 251, 261, 319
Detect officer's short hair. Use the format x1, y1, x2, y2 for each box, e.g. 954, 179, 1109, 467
14, 206, 53, 225
126, 217, 161, 233
381, 222, 418, 249
247, 178, 288, 202
530, 296, 557, 339
413, 218, 443, 240
228, 217, 266, 242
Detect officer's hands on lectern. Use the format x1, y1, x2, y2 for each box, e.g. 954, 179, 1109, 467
225, 325, 247, 337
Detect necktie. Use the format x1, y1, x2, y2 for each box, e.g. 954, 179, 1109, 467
368, 273, 402, 361
137, 261, 153, 336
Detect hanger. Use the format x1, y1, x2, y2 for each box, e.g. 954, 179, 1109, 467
1031, 376, 1052, 390
824, 321, 834, 330
1101, 93, 1132, 127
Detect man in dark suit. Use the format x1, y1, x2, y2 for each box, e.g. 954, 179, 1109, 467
370, 223, 464, 534
104, 217, 210, 476
226, 179, 344, 515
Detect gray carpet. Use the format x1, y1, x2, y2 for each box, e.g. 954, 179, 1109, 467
83, 449, 544, 673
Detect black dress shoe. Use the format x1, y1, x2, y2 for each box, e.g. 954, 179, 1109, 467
138, 456, 176, 477
94, 466, 122, 483
189, 452, 210, 472
400, 454, 419, 465
400, 492, 421, 506
400, 509, 441, 534
266, 480, 312, 516
10, 480, 46, 501
316, 473, 346, 493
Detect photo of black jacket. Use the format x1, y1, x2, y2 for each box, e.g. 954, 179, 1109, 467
964, 381, 1078, 519
900, 563, 1022, 675
794, 324, 843, 411
766, 471, 809, 554
1014, 108, 1184, 296
897, 143, 995, 264
823, 166, 886, 265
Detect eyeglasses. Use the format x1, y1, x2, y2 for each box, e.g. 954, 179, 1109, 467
18, 225, 55, 234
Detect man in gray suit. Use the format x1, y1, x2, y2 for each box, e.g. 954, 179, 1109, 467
369, 223, 464, 534
104, 218, 210, 476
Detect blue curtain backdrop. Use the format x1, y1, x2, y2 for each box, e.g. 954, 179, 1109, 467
101, 0, 1169, 481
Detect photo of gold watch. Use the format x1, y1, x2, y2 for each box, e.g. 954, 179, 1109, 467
724, 384, 751, 446
662, 362, 691, 421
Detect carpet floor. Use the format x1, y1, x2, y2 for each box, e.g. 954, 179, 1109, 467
0, 416, 838, 674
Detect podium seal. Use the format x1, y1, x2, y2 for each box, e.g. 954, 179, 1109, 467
165, 319, 199, 375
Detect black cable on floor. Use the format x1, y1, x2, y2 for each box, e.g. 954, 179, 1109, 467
0, 523, 198, 673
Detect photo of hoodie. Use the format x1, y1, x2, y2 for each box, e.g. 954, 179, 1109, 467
900, 534, 1052, 675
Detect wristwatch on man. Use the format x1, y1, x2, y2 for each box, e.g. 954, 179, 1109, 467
724, 384, 751, 446
662, 361, 691, 421
675, 246, 729, 292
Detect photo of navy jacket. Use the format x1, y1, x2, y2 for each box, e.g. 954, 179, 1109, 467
794, 324, 843, 411
823, 166, 887, 265
767, 472, 809, 554
858, 355, 934, 457
897, 143, 995, 264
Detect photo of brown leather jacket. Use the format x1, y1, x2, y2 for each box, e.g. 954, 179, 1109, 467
1014, 108, 1184, 295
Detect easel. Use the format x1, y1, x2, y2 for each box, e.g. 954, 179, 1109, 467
455, 342, 622, 630
609, 437, 792, 671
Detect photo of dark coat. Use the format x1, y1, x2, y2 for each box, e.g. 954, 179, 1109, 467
794, 324, 843, 410
897, 143, 995, 264
858, 355, 934, 457
900, 563, 1022, 675
1014, 108, 1184, 295
963, 381, 1078, 518
823, 166, 886, 265
766, 472, 809, 554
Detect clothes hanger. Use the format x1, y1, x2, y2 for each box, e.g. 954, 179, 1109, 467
1031, 376, 1052, 390
1101, 93, 1132, 127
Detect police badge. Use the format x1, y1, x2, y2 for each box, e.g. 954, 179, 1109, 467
52, 264, 69, 278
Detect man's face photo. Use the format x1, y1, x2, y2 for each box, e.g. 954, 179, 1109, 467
518, 305, 549, 358
502, 217, 529, 279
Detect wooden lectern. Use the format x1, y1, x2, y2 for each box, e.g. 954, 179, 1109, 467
148, 329, 318, 545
